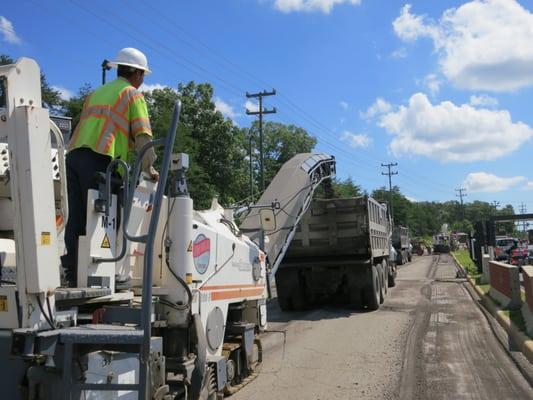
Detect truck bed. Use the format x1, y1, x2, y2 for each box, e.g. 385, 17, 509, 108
283, 196, 389, 263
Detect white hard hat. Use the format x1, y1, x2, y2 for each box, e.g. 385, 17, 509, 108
108, 47, 151, 75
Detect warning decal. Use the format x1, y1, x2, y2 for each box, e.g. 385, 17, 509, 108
101, 233, 111, 248
0, 295, 7, 312
40, 232, 51, 246
187, 241, 193, 252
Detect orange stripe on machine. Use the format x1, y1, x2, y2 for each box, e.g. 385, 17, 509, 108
209, 287, 265, 301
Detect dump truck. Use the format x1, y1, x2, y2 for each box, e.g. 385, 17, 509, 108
275, 196, 393, 311
392, 225, 411, 264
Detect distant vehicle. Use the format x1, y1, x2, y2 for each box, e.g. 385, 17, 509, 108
392, 226, 411, 264
433, 234, 451, 253
495, 237, 517, 261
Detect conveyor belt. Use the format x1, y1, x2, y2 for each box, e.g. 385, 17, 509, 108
240, 153, 335, 275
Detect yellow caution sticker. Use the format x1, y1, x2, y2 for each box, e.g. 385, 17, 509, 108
101, 233, 111, 249
187, 240, 193, 252
0, 295, 8, 312
41, 232, 51, 246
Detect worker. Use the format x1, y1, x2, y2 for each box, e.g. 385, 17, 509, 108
61, 47, 159, 287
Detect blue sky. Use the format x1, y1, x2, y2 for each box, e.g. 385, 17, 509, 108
2, 0, 533, 211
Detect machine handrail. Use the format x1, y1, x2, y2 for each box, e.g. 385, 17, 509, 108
92, 159, 130, 264
138, 100, 181, 400
122, 138, 165, 244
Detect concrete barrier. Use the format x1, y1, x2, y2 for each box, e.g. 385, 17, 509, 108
488, 261, 521, 310
521, 265, 533, 336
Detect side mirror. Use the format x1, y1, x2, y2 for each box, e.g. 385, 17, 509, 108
259, 209, 276, 232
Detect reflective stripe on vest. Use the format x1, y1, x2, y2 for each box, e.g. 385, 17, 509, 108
69, 78, 151, 161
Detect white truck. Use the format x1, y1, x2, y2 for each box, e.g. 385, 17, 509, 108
0, 58, 335, 399
275, 196, 394, 311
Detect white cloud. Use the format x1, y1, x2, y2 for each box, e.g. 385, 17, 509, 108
406, 196, 418, 202
421, 73, 442, 96
463, 172, 525, 193
341, 131, 371, 148
340, 101, 349, 110
52, 86, 73, 101
391, 47, 407, 59
244, 100, 259, 113
469, 94, 498, 108
393, 1, 533, 92
139, 83, 173, 93
393, 4, 438, 42
214, 97, 240, 120
524, 181, 533, 191
273, 0, 361, 14
0, 16, 21, 45
378, 92, 533, 162
360, 97, 392, 120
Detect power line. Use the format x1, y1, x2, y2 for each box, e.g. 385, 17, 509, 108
246, 90, 277, 192
381, 163, 398, 221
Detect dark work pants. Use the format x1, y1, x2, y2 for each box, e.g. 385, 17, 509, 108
61, 148, 112, 285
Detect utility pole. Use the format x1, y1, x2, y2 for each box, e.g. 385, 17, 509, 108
519, 202, 527, 232
455, 188, 467, 219
246, 89, 276, 193
381, 162, 398, 222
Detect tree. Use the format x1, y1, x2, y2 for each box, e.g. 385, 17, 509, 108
250, 121, 317, 188
62, 83, 92, 129
144, 82, 249, 209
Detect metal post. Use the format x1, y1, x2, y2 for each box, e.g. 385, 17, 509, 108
249, 132, 254, 202
101, 59, 111, 85
381, 163, 398, 222
246, 89, 276, 193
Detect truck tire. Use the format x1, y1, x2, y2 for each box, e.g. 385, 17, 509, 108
291, 279, 307, 311
364, 265, 380, 311
277, 296, 292, 311
396, 252, 404, 266
380, 260, 388, 299
388, 263, 397, 287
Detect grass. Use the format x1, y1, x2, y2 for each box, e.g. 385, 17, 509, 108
453, 250, 483, 284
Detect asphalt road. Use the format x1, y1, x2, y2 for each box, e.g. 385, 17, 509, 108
231, 254, 533, 400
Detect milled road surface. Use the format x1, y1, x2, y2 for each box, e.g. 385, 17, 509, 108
232, 255, 533, 400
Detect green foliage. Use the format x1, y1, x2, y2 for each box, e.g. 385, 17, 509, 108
62, 83, 92, 129
250, 121, 317, 188
144, 82, 249, 209
451, 220, 474, 234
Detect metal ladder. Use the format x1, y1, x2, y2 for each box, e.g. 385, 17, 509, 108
59, 100, 181, 400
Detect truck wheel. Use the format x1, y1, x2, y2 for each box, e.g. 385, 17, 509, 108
381, 260, 388, 299
388, 264, 397, 287
396, 253, 403, 266
278, 296, 292, 311
364, 265, 380, 311
291, 285, 307, 311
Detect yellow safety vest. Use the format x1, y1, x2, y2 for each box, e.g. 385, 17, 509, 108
69, 77, 152, 162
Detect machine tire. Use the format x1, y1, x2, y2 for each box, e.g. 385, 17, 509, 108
364, 265, 380, 311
